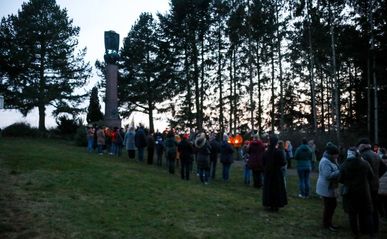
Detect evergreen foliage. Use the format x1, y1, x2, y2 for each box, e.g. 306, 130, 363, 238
0, 0, 91, 131
86, 87, 104, 124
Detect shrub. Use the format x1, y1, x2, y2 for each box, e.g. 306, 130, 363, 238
56, 115, 82, 136
2, 122, 40, 137
74, 126, 87, 147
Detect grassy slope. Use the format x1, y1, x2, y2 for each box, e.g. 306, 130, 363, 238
0, 138, 385, 239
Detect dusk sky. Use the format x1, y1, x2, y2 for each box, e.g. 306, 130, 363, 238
0, 0, 170, 130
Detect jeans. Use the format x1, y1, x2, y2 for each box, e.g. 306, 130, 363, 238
243, 164, 251, 185
222, 163, 231, 182
198, 167, 209, 183
97, 144, 104, 154
87, 137, 94, 152
210, 159, 217, 179
110, 143, 117, 155
297, 168, 311, 197
138, 147, 145, 162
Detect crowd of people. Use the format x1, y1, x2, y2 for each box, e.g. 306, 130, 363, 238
85, 124, 387, 238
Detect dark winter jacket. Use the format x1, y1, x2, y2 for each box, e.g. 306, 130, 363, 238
262, 137, 288, 208
247, 140, 265, 171
164, 136, 177, 159
178, 139, 194, 163
195, 137, 211, 169
134, 128, 147, 148
220, 141, 234, 164
360, 146, 387, 192
339, 154, 374, 214
209, 139, 221, 162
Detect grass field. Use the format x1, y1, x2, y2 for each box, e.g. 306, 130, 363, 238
0, 138, 386, 239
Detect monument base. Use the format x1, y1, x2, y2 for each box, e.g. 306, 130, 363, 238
104, 118, 121, 129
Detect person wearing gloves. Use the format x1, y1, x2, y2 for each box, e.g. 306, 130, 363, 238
316, 142, 340, 232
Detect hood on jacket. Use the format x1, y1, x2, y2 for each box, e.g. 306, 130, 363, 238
195, 133, 207, 148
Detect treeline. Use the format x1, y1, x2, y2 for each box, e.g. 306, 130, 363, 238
107, 0, 386, 145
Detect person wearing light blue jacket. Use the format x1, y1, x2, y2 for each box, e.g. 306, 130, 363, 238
316, 142, 340, 232
123, 127, 136, 160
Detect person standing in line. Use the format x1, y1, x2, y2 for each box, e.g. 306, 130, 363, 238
285, 140, 294, 169
114, 127, 124, 156
294, 138, 313, 198
178, 134, 194, 180
247, 134, 266, 188
96, 126, 105, 155
308, 139, 317, 171
164, 130, 178, 174
242, 140, 251, 185
134, 125, 147, 162
209, 133, 221, 180
146, 130, 155, 165
316, 142, 340, 232
357, 138, 387, 234
378, 148, 387, 221
278, 140, 288, 188
262, 135, 288, 212
195, 132, 211, 184
220, 133, 234, 182
123, 127, 136, 160
339, 147, 375, 238
110, 127, 118, 155
86, 125, 95, 153
155, 132, 164, 167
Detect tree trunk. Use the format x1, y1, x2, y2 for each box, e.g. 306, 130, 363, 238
329, 3, 340, 143
275, 0, 284, 131
217, 24, 224, 135
320, 68, 325, 131
368, 0, 378, 143
270, 43, 275, 133
229, 48, 234, 133
256, 42, 262, 133
233, 49, 237, 134
200, 33, 205, 130
307, 0, 317, 131
38, 103, 46, 131
193, 37, 202, 131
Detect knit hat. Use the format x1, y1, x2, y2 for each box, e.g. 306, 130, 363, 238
325, 142, 339, 155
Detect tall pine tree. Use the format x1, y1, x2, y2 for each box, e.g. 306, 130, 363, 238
0, 0, 91, 130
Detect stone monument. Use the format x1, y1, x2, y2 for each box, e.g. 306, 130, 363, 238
104, 30, 121, 128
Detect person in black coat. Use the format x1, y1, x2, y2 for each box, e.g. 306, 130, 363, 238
134, 126, 147, 162
220, 134, 234, 182
209, 133, 221, 180
146, 130, 155, 164
195, 133, 211, 184
339, 147, 375, 238
357, 138, 387, 234
178, 135, 194, 180
262, 135, 288, 211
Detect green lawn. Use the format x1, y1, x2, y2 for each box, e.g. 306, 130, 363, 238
0, 138, 386, 239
